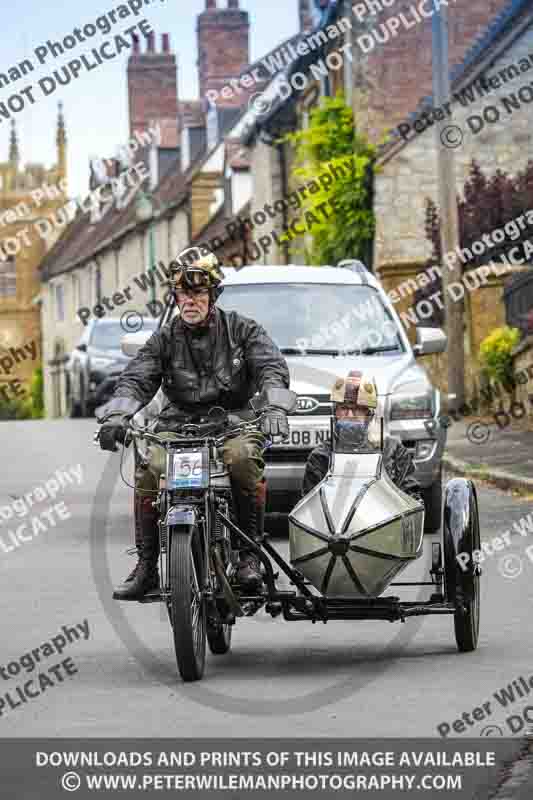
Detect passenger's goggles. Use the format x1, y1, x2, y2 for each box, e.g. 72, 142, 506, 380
334, 404, 374, 419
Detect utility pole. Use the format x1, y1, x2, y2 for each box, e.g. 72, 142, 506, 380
432, 3, 465, 412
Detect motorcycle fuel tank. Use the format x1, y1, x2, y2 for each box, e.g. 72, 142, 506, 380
288, 451, 424, 597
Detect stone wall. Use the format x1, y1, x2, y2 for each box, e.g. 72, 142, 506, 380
374, 24, 533, 268
512, 335, 533, 427
378, 262, 524, 401
373, 22, 533, 401
0, 183, 67, 407
249, 140, 285, 265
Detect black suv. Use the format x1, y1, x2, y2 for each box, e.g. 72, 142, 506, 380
66, 318, 158, 417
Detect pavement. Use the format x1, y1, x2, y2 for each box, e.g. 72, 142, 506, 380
443, 416, 533, 492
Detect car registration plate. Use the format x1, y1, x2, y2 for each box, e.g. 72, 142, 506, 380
281, 422, 330, 449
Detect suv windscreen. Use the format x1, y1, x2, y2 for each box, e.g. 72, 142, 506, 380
218, 283, 403, 354
89, 320, 157, 350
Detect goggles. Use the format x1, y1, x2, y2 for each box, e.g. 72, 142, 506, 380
170, 266, 213, 292
335, 404, 374, 419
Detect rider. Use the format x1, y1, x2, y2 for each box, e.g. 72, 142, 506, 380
302, 371, 423, 502
96, 247, 291, 599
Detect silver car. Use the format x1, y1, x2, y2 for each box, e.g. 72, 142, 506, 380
217, 263, 447, 533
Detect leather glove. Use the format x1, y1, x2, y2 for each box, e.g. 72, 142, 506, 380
98, 416, 127, 452
261, 408, 289, 439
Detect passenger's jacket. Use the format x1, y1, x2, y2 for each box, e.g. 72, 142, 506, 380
100, 308, 290, 428
302, 436, 423, 502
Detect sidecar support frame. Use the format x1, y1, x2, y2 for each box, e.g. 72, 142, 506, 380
216, 513, 461, 624
142, 511, 461, 626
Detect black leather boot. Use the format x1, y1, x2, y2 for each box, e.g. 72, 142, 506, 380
256, 477, 267, 540
112, 491, 143, 594
113, 495, 160, 601
233, 484, 263, 592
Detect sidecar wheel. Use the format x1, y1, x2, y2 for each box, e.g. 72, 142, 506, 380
442, 478, 481, 652
170, 525, 206, 682
207, 621, 232, 655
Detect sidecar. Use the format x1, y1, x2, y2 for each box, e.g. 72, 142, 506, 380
277, 435, 481, 653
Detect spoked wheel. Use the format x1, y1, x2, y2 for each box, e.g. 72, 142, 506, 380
169, 525, 206, 681
443, 478, 481, 652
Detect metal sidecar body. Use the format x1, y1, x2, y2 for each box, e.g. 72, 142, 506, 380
288, 449, 425, 597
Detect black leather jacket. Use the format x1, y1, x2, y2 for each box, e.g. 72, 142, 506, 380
99, 308, 290, 427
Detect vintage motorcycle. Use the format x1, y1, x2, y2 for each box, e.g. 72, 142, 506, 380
108, 394, 481, 683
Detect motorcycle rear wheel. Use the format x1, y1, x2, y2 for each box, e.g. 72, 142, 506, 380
169, 525, 206, 681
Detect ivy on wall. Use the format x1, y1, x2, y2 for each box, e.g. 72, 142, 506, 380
282, 93, 377, 267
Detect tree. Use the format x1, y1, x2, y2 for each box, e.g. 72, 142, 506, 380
416, 159, 533, 326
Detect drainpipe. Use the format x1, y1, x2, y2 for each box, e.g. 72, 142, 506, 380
277, 142, 290, 265
95, 256, 102, 304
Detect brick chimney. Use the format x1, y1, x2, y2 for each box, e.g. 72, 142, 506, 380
299, 0, 314, 32
197, 0, 250, 106
127, 33, 179, 148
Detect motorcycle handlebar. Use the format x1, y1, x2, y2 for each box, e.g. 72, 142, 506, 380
124, 416, 268, 449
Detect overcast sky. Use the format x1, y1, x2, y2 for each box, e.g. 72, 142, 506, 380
1, 0, 298, 198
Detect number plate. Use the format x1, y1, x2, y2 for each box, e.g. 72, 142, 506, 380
274, 418, 329, 450
167, 449, 209, 489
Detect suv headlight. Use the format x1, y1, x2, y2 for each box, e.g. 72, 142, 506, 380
390, 388, 434, 420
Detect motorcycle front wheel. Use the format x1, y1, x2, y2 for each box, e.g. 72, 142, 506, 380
169, 525, 206, 681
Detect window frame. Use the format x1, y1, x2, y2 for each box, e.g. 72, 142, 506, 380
0, 256, 17, 298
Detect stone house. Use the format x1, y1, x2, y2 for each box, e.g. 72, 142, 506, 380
348, 0, 510, 141
0, 109, 67, 405
39, 1, 260, 417
372, 0, 533, 399
240, 0, 353, 265
242, 0, 514, 268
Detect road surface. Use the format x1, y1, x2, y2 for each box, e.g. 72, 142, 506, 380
1, 419, 532, 739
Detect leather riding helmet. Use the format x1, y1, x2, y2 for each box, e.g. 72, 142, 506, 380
330, 371, 378, 450
169, 248, 225, 301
